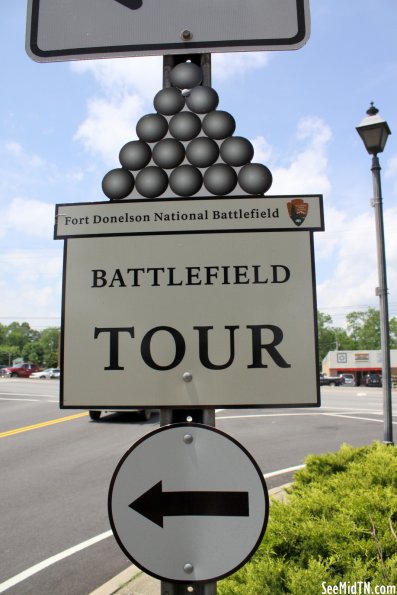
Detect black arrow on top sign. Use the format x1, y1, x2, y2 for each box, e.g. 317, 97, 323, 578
129, 481, 249, 528
114, 0, 143, 10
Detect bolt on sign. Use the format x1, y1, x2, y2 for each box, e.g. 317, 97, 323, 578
55, 195, 324, 410
26, 0, 310, 61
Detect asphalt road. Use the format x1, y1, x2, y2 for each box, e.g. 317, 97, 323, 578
0, 378, 395, 594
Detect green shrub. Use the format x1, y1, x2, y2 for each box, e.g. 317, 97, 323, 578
219, 442, 397, 595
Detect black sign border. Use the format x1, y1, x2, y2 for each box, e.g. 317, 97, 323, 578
28, 0, 308, 59
59, 227, 321, 411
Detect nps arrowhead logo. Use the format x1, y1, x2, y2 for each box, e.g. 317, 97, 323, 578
114, 0, 143, 9
287, 198, 309, 227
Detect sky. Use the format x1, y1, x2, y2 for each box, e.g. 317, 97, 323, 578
1, 0, 397, 331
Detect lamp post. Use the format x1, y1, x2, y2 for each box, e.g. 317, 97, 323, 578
356, 103, 393, 445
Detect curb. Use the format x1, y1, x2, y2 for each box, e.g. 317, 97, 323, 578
90, 483, 291, 595
89, 565, 143, 595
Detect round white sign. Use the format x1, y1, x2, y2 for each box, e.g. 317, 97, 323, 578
108, 423, 269, 583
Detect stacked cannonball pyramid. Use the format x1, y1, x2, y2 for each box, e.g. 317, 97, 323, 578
102, 61, 272, 200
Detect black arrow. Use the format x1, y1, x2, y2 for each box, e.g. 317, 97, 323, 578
129, 481, 249, 528
114, 0, 143, 10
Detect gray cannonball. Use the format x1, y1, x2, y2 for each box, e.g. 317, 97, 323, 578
169, 111, 201, 141
136, 113, 168, 143
119, 140, 151, 170
153, 87, 185, 115
204, 164, 237, 195
238, 163, 273, 195
185, 86, 219, 114
152, 138, 185, 169
186, 137, 219, 168
170, 62, 203, 89
220, 136, 254, 166
169, 165, 203, 196
102, 168, 134, 200
135, 166, 168, 198
202, 111, 236, 140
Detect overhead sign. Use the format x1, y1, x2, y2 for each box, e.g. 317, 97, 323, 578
26, 0, 310, 61
56, 196, 322, 410
108, 423, 269, 583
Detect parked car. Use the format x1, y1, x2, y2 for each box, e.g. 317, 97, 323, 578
30, 368, 60, 379
2, 363, 41, 378
88, 409, 152, 422
365, 373, 382, 387
339, 373, 355, 386
319, 373, 344, 387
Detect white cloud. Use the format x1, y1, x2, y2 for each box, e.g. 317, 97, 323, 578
0, 249, 62, 327
315, 205, 397, 320
74, 94, 144, 165
212, 52, 270, 81
2, 197, 54, 239
386, 153, 397, 177
250, 116, 396, 323
71, 57, 162, 103
71, 57, 164, 165
314, 206, 348, 261
251, 135, 273, 163
385, 153, 397, 196
270, 116, 332, 195
4, 140, 46, 169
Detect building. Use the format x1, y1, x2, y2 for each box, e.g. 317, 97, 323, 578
322, 350, 397, 386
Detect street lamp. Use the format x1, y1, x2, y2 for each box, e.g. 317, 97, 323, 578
356, 103, 393, 445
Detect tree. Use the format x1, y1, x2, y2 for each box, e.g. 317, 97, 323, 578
346, 307, 381, 349
3, 322, 40, 351
22, 342, 44, 366
317, 311, 349, 364
38, 328, 60, 367
390, 318, 397, 348
318, 307, 397, 360
0, 345, 20, 366
0, 322, 59, 366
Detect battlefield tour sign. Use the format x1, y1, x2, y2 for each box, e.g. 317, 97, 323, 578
55, 195, 323, 410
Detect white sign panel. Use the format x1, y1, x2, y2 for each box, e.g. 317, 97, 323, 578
59, 223, 320, 409
108, 423, 269, 583
26, 0, 310, 61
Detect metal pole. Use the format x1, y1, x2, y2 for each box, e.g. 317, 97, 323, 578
161, 581, 217, 595
160, 53, 217, 595
371, 154, 393, 445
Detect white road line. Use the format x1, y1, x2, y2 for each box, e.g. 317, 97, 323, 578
217, 410, 393, 421
0, 397, 41, 402
264, 464, 305, 478
0, 397, 58, 403
0, 531, 112, 593
217, 412, 326, 420
324, 413, 397, 424
321, 406, 383, 413
0, 393, 55, 398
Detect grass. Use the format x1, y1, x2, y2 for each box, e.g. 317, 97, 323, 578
218, 442, 397, 594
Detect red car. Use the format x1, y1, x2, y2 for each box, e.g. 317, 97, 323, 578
2, 363, 41, 378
